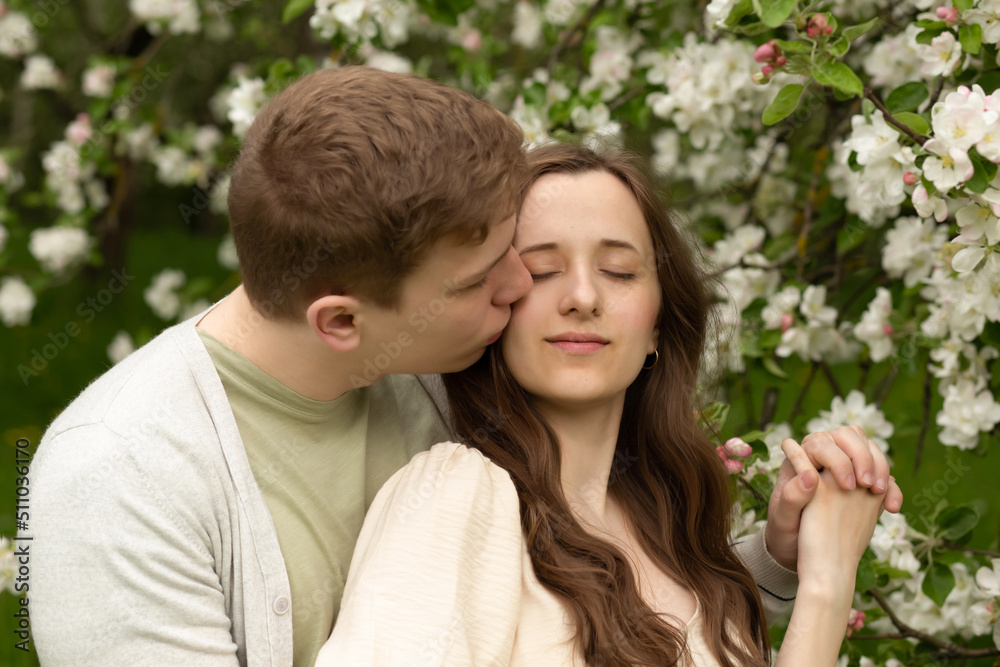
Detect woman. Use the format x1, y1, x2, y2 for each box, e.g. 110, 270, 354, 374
316, 143, 886, 666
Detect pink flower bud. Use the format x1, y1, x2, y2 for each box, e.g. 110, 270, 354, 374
723, 459, 744, 475
716, 445, 729, 461
806, 26, 819, 37
461, 28, 482, 51
775, 56, 787, 66
780, 313, 794, 333
936, 6, 959, 25
903, 171, 918, 185
846, 608, 866, 636
824, 24, 834, 35
753, 42, 776, 63
883, 324, 894, 336
761, 65, 774, 77
66, 113, 93, 147
725, 437, 753, 459
810, 13, 828, 29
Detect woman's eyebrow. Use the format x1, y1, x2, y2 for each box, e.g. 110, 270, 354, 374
518, 242, 558, 256
600, 239, 640, 253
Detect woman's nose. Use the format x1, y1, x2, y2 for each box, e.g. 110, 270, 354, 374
559, 267, 601, 316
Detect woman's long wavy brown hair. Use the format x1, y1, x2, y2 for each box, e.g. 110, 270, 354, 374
442, 143, 771, 666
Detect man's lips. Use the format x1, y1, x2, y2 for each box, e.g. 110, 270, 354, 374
546, 332, 609, 353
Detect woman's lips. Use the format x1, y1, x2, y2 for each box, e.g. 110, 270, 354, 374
549, 340, 607, 353
486, 331, 503, 345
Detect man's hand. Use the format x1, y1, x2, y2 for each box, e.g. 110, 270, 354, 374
763, 425, 902, 570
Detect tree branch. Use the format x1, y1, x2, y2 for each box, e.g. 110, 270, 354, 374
864, 87, 928, 146
939, 541, 1000, 558
866, 588, 1000, 658
913, 363, 933, 473
546, 0, 608, 77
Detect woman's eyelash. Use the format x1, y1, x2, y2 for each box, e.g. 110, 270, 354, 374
530, 272, 556, 282
605, 271, 636, 281
466, 276, 489, 289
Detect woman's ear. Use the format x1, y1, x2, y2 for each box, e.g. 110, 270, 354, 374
648, 326, 660, 356
308, 295, 363, 352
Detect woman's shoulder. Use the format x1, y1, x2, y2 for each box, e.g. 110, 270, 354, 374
372, 441, 520, 525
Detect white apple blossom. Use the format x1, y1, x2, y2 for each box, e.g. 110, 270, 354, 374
777, 320, 840, 361
144, 268, 186, 320
218, 234, 240, 270
862, 25, 925, 90
511, 1, 543, 49
21, 54, 60, 89
922, 139, 974, 192
882, 216, 947, 287
918, 31, 964, 78
362, 47, 413, 74
937, 378, 1000, 449
209, 172, 231, 216
226, 76, 267, 139
842, 113, 916, 215
0, 9, 37, 58
762, 286, 800, 330
827, 142, 901, 226
107, 331, 136, 365
579, 26, 639, 101
911, 183, 949, 221
150, 146, 195, 187
705, 0, 738, 28
799, 284, 837, 326
82, 64, 115, 98
806, 389, 894, 452
129, 0, 200, 35
869, 509, 911, 561
712, 225, 765, 269
28, 227, 91, 274
193, 126, 223, 157
310, 0, 412, 48
0, 276, 35, 327
931, 85, 990, 151
544, 0, 591, 26
964, 1, 1000, 46
122, 123, 159, 161
854, 287, 896, 362
571, 103, 623, 148
977, 558, 1000, 597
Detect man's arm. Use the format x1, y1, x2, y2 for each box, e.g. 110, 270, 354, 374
29, 425, 240, 666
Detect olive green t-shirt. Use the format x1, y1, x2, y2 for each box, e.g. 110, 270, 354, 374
198, 329, 451, 665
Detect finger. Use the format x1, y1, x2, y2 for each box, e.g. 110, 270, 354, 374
799, 429, 858, 490
769, 469, 819, 534
780, 438, 818, 476
867, 437, 890, 495
884, 475, 903, 513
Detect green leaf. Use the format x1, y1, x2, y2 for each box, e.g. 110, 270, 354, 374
762, 356, 788, 379
759, 0, 798, 27
775, 39, 812, 53
281, 0, 313, 23
762, 83, 805, 126
954, 0, 974, 8
915, 19, 947, 29
842, 17, 880, 42
828, 37, 849, 57
886, 82, 929, 113
966, 158, 991, 193
813, 59, 864, 97
837, 218, 870, 254
855, 548, 877, 592
937, 504, 980, 541
891, 111, 931, 137
922, 561, 956, 606
724, 0, 756, 26
916, 27, 947, 45
960, 23, 983, 54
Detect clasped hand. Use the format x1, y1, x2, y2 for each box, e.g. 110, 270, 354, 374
763, 425, 900, 572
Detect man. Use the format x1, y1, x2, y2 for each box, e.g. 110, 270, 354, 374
28, 67, 900, 666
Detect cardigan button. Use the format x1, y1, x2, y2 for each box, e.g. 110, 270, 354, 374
273, 596, 290, 615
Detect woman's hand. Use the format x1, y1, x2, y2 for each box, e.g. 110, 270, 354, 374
781, 438, 887, 596
764, 424, 901, 571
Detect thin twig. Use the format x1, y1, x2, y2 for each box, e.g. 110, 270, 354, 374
546, 0, 608, 77
864, 87, 928, 146
939, 541, 1000, 558
819, 361, 842, 397
796, 149, 826, 281
914, 364, 933, 473
788, 363, 818, 423
927, 75, 946, 109
875, 365, 898, 407
608, 86, 648, 112
759, 386, 779, 430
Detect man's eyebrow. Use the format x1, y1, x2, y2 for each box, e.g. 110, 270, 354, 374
458, 247, 509, 286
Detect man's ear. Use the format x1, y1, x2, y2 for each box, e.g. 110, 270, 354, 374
307, 295, 363, 352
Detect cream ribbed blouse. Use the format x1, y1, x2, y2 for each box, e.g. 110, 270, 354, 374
316, 442, 742, 666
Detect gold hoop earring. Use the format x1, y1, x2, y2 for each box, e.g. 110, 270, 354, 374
642, 350, 659, 370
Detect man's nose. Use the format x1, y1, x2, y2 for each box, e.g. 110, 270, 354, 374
493, 247, 533, 306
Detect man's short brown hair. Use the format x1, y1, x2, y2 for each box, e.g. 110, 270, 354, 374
227, 66, 526, 320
